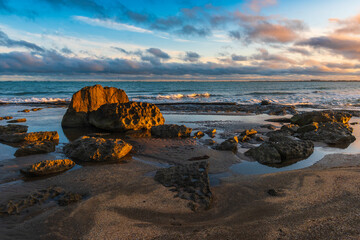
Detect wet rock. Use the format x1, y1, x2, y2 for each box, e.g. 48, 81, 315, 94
19, 109, 30, 113
0, 131, 59, 143
7, 118, 26, 123
267, 189, 278, 196
62, 84, 129, 127
281, 124, 299, 134
245, 142, 282, 164
298, 122, 356, 146
239, 129, 258, 142
0, 124, 28, 135
151, 124, 192, 138
0, 116, 13, 120
297, 122, 318, 133
261, 100, 271, 105
188, 155, 210, 161
20, 159, 75, 176
154, 161, 212, 211
31, 108, 43, 111
58, 192, 82, 206
205, 129, 216, 138
216, 136, 238, 152
14, 142, 56, 157
88, 102, 165, 131
291, 110, 351, 126
203, 139, 216, 145
350, 122, 358, 125
194, 131, 205, 139
261, 124, 277, 130
265, 118, 292, 123
63, 136, 132, 162
266, 130, 291, 142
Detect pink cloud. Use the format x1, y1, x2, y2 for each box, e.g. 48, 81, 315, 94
247, 0, 277, 12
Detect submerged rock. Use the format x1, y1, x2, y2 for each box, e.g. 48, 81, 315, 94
7, 118, 26, 123
19, 109, 30, 113
20, 159, 75, 176
62, 84, 129, 127
15, 142, 56, 157
151, 124, 192, 138
0, 131, 59, 143
154, 161, 212, 211
0, 124, 28, 135
63, 136, 132, 162
31, 108, 43, 112
0, 116, 13, 120
88, 102, 165, 131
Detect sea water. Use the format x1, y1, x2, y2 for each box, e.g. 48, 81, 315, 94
0, 81, 360, 109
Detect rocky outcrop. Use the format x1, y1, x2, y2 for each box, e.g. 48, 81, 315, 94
0, 124, 28, 135
0, 131, 59, 143
245, 138, 314, 165
154, 161, 212, 211
7, 118, 26, 123
239, 129, 257, 142
216, 136, 238, 152
291, 111, 351, 126
63, 136, 132, 162
20, 159, 75, 176
88, 102, 165, 131
15, 142, 56, 157
151, 124, 192, 138
62, 85, 129, 127
194, 131, 205, 139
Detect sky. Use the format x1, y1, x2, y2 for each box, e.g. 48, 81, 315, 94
1, 0, 360, 81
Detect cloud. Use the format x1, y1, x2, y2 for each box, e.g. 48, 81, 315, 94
0, 29, 44, 52
246, 0, 277, 12
231, 54, 247, 61
146, 48, 170, 59
331, 14, 360, 35
251, 48, 296, 64
287, 47, 311, 56
183, 51, 200, 62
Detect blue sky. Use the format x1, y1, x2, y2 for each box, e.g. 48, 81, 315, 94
1, 0, 360, 80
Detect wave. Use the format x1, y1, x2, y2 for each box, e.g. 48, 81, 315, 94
243, 91, 296, 96
156, 92, 211, 100
0, 97, 70, 103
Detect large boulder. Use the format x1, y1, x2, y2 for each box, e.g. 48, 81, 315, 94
151, 124, 192, 138
15, 142, 56, 157
63, 136, 132, 162
154, 161, 212, 211
245, 142, 282, 164
291, 111, 351, 126
62, 85, 129, 127
88, 102, 165, 131
20, 159, 75, 176
0, 131, 59, 143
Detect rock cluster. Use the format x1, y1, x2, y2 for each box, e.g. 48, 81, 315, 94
15, 142, 56, 157
0, 116, 13, 120
154, 161, 212, 211
7, 118, 27, 123
20, 159, 75, 176
0, 131, 59, 143
62, 84, 129, 127
63, 136, 132, 162
151, 124, 192, 138
0, 124, 28, 135
88, 102, 165, 131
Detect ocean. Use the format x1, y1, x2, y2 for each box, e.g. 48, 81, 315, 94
0, 81, 360, 109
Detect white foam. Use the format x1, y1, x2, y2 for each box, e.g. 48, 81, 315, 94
0, 97, 70, 103
156, 92, 211, 100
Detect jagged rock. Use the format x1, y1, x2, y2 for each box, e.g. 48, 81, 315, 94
291, 110, 351, 126
0, 116, 13, 120
154, 161, 212, 211
245, 139, 314, 165
0, 124, 28, 135
298, 122, 356, 146
7, 118, 26, 123
297, 122, 318, 133
216, 136, 238, 152
194, 131, 205, 139
15, 142, 56, 157
266, 130, 291, 142
281, 124, 299, 134
151, 124, 192, 138
205, 129, 216, 137
20, 159, 75, 176
0, 131, 59, 143
63, 136, 132, 162
88, 102, 165, 131
239, 129, 257, 142
62, 85, 129, 127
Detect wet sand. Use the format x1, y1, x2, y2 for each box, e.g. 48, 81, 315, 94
1, 104, 360, 239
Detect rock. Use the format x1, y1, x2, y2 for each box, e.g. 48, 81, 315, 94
350, 122, 358, 125
266, 130, 291, 142
298, 122, 356, 146
88, 102, 165, 131
0, 116, 13, 120
7, 118, 26, 123
62, 85, 129, 127
188, 155, 210, 161
20, 159, 75, 176
261, 124, 277, 130
265, 117, 292, 123
267, 189, 278, 196
151, 124, 192, 138
0, 131, 59, 143
154, 161, 212, 211
297, 122, 318, 133
15, 142, 56, 157
63, 136, 132, 162
19, 109, 30, 113
216, 136, 238, 152
0, 124, 28, 135
58, 192, 82, 206
245, 142, 282, 164
194, 131, 205, 139
31, 108, 43, 111
245, 138, 314, 165
291, 110, 351, 126
203, 139, 216, 145
261, 100, 271, 105
239, 129, 258, 142
205, 129, 216, 137
281, 124, 299, 134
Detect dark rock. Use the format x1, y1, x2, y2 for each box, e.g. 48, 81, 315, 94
7, 118, 26, 123
265, 118, 292, 123
15, 142, 56, 157
245, 142, 282, 164
261, 100, 271, 105
216, 136, 238, 152
58, 192, 82, 206
20, 159, 75, 176
63, 136, 132, 162
297, 122, 318, 133
205, 129, 216, 138
291, 110, 351, 126
154, 161, 212, 211
0, 131, 59, 143
0, 124, 28, 135
350, 122, 358, 125
261, 124, 277, 130
188, 155, 210, 161
151, 124, 192, 138
0, 116, 13, 120
267, 189, 278, 196
203, 139, 216, 145
281, 124, 299, 134
19, 109, 30, 113
89, 102, 165, 131
194, 131, 205, 139
62, 85, 129, 127
31, 108, 43, 111
266, 130, 291, 142
239, 129, 258, 142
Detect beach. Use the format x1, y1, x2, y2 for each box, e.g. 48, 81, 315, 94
1, 83, 360, 239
